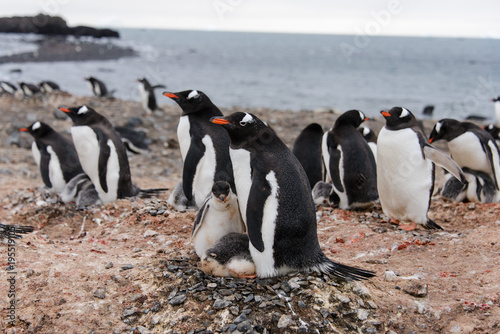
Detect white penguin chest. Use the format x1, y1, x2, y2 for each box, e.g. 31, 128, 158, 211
229, 148, 252, 223
177, 116, 191, 162
448, 133, 491, 173
31, 142, 41, 167
47, 145, 66, 193
321, 132, 331, 182
192, 135, 217, 207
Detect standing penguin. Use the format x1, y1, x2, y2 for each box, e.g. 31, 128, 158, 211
19, 121, 84, 193
211, 112, 375, 280
483, 124, 500, 146
137, 78, 166, 114
322, 110, 378, 209
192, 180, 245, 259
38, 81, 60, 93
292, 123, 324, 189
377, 107, 465, 231
59, 105, 140, 203
85, 76, 110, 97
18, 82, 41, 97
429, 118, 500, 194
490, 96, 500, 126
163, 90, 235, 208
0, 81, 17, 95
358, 126, 378, 163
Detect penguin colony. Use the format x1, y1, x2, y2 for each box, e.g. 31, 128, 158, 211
8, 76, 500, 281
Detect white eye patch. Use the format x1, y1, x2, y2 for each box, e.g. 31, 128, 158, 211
32, 121, 41, 130
362, 127, 370, 136
435, 121, 442, 133
400, 108, 410, 118
358, 110, 366, 121
78, 105, 89, 114
187, 90, 199, 99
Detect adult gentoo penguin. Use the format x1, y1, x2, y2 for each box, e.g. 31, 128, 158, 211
38, 81, 60, 93
0, 81, 17, 95
200, 232, 256, 278
19, 121, 84, 193
491, 96, 500, 125
137, 78, 166, 114
163, 90, 235, 208
377, 107, 465, 230
192, 181, 245, 259
211, 112, 375, 280
322, 110, 378, 209
429, 118, 500, 193
483, 124, 500, 146
85, 76, 110, 97
292, 123, 324, 189
59, 105, 140, 203
358, 126, 378, 163
18, 82, 41, 97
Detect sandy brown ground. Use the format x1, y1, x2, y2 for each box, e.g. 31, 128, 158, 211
0, 93, 499, 333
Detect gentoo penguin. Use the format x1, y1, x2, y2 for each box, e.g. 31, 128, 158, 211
358, 126, 378, 163
38, 80, 60, 93
19, 122, 84, 193
311, 181, 334, 206
292, 123, 324, 189
484, 124, 500, 143
322, 110, 378, 209
167, 182, 197, 211
378, 107, 465, 230
0, 223, 34, 239
428, 119, 500, 192
441, 168, 496, 203
163, 90, 235, 208
137, 78, 166, 114
59, 105, 140, 203
490, 96, 500, 125
60, 173, 102, 207
211, 112, 375, 280
200, 232, 256, 278
192, 180, 245, 259
84, 76, 110, 97
18, 82, 41, 97
114, 126, 151, 154
0, 81, 17, 95
422, 105, 435, 117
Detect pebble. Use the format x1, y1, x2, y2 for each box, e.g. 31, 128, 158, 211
357, 309, 369, 321
121, 264, 134, 270
105, 262, 114, 269
93, 287, 106, 299
133, 247, 142, 253
122, 309, 138, 317
384, 270, 398, 281
213, 299, 232, 309
277, 314, 294, 328
234, 313, 248, 324
237, 320, 252, 332
403, 283, 428, 297
450, 325, 462, 333
169, 294, 187, 306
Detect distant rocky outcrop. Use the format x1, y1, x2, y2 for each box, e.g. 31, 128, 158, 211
0, 14, 119, 38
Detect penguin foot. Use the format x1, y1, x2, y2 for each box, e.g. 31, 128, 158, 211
229, 270, 256, 279
423, 219, 444, 230
398, 221, 417, 231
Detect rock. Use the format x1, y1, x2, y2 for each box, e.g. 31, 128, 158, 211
122, 308, 138, 317
213, 299, 232, 309
169, 294, 187, 306
105, 262, 114, 269
403, 283, 428, 297
234, 313, 248, 324
450, 325, 461, 333
357, 309, 369, 321
121, 264, 134, 270
277, 314, 294, 328
93, 287, 106, 299
237, 320, 252, 332
384, 270, 398, 281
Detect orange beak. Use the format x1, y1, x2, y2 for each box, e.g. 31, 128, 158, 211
59, 107, 70, 113
429, 138, 434, 144
163, 92, 178, 99
19, 128, 28, 132
211, 118, 230, 125
364, 117, 369, 121
381, 111, 391, 117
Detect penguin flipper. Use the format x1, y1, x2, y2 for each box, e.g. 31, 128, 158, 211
423, 145, 464, 182
39, 147, 52, 188
246, 173, 271, 252
482, 140, 500, 190
192, 196, 210, 238
152, 84, 166, 90
182, 140, 206, 201
95, 129, 111, 193
328, 142, 345, 193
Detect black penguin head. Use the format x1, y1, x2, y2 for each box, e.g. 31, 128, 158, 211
59, 105, 100, 125
491, 96, 500, 102
358, 126, 377, 143
380, 107, 418, 130
19, 121, 53, 138
137, 78, 150, 87
210, 112, 273, 148
428, 118, 461, 143
163, 90, 218, 116
212, 181, 231, 203
335, 109, 368, 128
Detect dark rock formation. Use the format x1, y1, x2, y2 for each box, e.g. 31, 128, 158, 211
0, 14, 119, 38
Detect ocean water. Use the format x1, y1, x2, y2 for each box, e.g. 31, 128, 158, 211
1, 29, 500, 120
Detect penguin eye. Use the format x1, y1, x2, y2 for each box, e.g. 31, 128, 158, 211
239, 121, 247, 127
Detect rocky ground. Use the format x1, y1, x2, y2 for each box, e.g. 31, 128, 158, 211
0, 93, 499, 333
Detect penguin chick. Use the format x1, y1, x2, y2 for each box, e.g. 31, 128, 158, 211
311, 181, 333, 206
167, 181, 197, 211
192, 180, 245, 259
200, 232, 256, 278
61, 173, 102, 207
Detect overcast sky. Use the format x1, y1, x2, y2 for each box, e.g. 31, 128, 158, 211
1, 0, 499, 38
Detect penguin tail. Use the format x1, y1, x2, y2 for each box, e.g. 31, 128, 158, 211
0, 223, 35, 239
317, 257, 376, 281
139, 188, 169, 198
423, 219, 443, 230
